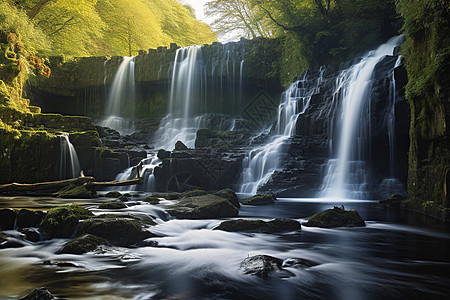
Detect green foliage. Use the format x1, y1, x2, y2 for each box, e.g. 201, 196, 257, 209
1, 0, 217, 57
0, 1, 50, 54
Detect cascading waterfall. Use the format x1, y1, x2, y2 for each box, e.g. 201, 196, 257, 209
153, 46, 207, 150
59, 133, 81, 179
320, 36, 404, 199
100, 56, 136, 135
239, 68, 325, 194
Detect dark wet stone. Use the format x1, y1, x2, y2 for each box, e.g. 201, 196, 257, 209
167, 194, 239, 219
98, 202, 127, 209
17, 209, 45, 229
59, 234, 108, 254
304, 206, 366, 228
76, 218, 154, 246
239, 255, 283, 278
135, 240, 158, 247
0, 209, 17, 230
215, 218, 301, 233
157, 149, 171, 160
282, 258, 318, 269
175, 140, 188, 150
43, 260, 80, 268
242, 194, 276, 205
0, 239, 27, 249
213, 188, 240, 208
20, 287, 55, 300
52, 184, 97, 199
143, 196, 160, 204
376, 194, 405, 209
105, 191, 122, 198
182, 189, 208, 198
22, 228, 40, 242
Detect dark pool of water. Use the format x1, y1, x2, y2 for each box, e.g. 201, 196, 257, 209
0, 197, 449, 299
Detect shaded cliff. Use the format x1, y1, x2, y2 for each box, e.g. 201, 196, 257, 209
397, 0, 450, 220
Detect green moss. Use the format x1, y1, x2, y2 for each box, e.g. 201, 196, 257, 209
59, 234, 107, 254
76, 218, 154, 246
242, 194, 276, 206
98, 202, 127, 209
305, 206, 366, 228
53, 184, 97, 199
40, 204, 93, 238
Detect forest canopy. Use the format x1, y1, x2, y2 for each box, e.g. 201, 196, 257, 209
0, 0, 217, 56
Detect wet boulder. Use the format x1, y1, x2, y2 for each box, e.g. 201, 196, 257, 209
239, 255, 284, 278
182, 189, 208, 197
105, 191, 122, 198
17, 209, 45, 228
242, 194, 276, 205
52, 184, 97, 199
20, 287, 55, 300
0, 208, 17, 230
282, 258, 318, 269
376, 194, 405, 209
167, 194, 239, 219
22, 228, 40, 242
213, 188, 240, 208
215, 218, 300, 233
175, 140, 189, 150
59, 234, 108, 254
157, 149, 171, 160
304, 206, 366, 228
76, 218, 154, 246
40, 204, 94, 238
98, 202, 127, 209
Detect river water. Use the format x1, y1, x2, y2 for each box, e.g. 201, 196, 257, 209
0, 196, 449, 299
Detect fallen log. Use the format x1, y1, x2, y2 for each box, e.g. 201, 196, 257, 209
0, 177, 95, 196
0, 176, 143, 196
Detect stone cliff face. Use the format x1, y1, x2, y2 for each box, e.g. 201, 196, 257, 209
27, 38, 284, 120
398, 1, 450, 220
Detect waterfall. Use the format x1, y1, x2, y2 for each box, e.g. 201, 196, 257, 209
59, 133, 81, 179
153, 46, 207, 150
100, 56, 136, 135
239, 67, 325, 194
320, 36, 404, 199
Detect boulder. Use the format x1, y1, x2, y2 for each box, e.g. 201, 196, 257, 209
98, 202, 127, 209
282, 258, 317, 269
59, 234, 107, 254
215, 218, 301, 233
20, 287, 55, 300
76, 218, 154, 246
167, 194, 239, 219
149, 193, 182, 200
182, 189, 208, 198
376, 194, 405, 209
105, 191, 122, 198
304, 206, 366, 228
0, 208, 17, 230
242, 194, 276, 205
157, 149, 171, 160
175, 140, 188, 150
239, 255, 283, 278
143, 196, 160, 205
213, 188, 240, 208
17, 209, 45, 228
52, 184, 97, 199
22, 228, 40, 242
40, 204, 94, 238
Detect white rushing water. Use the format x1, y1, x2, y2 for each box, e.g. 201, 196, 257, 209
58, 133, 81, 179
320, 36, 404, 199
100, 56, 136, 135
153, 46, 207, 150
239, 68, 325, 194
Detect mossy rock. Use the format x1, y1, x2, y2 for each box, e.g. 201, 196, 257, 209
105, 191, 122, 198
143, 196, 160, 205
376, 194, 405, 209
76, 218, 154, 246
40, 204, 93, 238
304, 206, 366, 228
92, 214, 157, 226
242, 194, 276, 206
16, 209, 45, 228
59, 234, 107, 254
167, 194, 239, 219
69, 130, 100, 147
174, 140, 188, 150
182, 189, 208, 198
98, 202, 127, 209
213, 188, 240, 208
53, 184, 97, 199
150, 193, 182, 200
215, 218, 300, 233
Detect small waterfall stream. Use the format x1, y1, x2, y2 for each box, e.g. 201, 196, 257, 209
58, 133, 81, 179
239, 68, 325, 194
100, 56, 136, 135
320, 36, 404, 199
